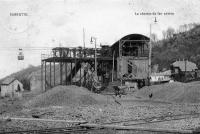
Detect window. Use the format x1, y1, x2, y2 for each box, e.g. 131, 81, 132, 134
17, 84, 21, 92
128, 63, 132, 74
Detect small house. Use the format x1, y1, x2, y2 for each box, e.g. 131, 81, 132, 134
1, 77, 24, 98
171, 60, 198, 82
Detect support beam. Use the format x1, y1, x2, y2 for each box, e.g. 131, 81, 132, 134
75, 59, 77, 85
71, 62, 72, 84
54, 61, 55, 86
65, 63, 67, 85
60, 62, 63, 85
102, 62, 104, 83
49, 62, 51, 87
70, 51, 72, 84
112, 51, 115, 82
41, 61, 43, 92
84, 63, 87, 86
44, 61, 46, 91
80, 63, 82, 86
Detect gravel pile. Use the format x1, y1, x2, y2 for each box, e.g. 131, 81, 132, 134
135, 81, 200, 103
26, 85, 108, 107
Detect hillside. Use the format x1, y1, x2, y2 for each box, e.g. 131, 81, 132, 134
0, 65, 40, 90
0, 63, 74, 92
152, 25, 200, 71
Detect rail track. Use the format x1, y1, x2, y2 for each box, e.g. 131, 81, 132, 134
102, 112, 200, 126
0, 125, 193, 134
1, 112, 200, 134
0, 126, 102, 134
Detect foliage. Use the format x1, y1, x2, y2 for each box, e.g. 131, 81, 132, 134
152, 24, 200, 71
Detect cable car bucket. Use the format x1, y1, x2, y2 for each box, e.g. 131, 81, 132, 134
18, 48, 24, 60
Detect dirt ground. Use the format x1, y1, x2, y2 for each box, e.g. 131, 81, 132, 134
1, 84, 200, 133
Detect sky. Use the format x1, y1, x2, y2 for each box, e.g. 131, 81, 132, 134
0, 0, 199, 78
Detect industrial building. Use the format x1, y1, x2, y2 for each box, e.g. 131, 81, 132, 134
41, 34, 150, 92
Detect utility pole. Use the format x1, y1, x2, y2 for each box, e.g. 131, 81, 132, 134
112, 51, 115, 82
148, 17, 157, 85
119, 40, 123, 86
83, 28, 86, 57
90, 36, 97, 77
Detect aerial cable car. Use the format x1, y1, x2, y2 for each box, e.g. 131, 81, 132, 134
18, 48, 24, 60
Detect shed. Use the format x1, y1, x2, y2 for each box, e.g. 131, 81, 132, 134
172, 60, 197, 72
171, 60, 198, 82
1, 77, 24, 98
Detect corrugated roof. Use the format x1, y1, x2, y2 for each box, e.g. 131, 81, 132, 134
172, 60, 197, 71
1, 77, 16, 85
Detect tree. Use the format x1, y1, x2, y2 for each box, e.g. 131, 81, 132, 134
162, 30, 167, 39
166, 27, 175, 39
152, 24, 200, 71
151, 33, 158, 42
177, 23, 197, 33
188, 23, 196, 30
178, 25, 185, 33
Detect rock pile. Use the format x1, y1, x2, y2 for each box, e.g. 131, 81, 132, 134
26, 85, 109, 107
135, 82, 200, 103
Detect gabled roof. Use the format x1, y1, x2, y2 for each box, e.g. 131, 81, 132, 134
172, 60, 197, 71
1, 77, 17, 85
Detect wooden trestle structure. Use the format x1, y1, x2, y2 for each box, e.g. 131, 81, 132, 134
41, 34, 150, 92
41, 46, 114, 91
